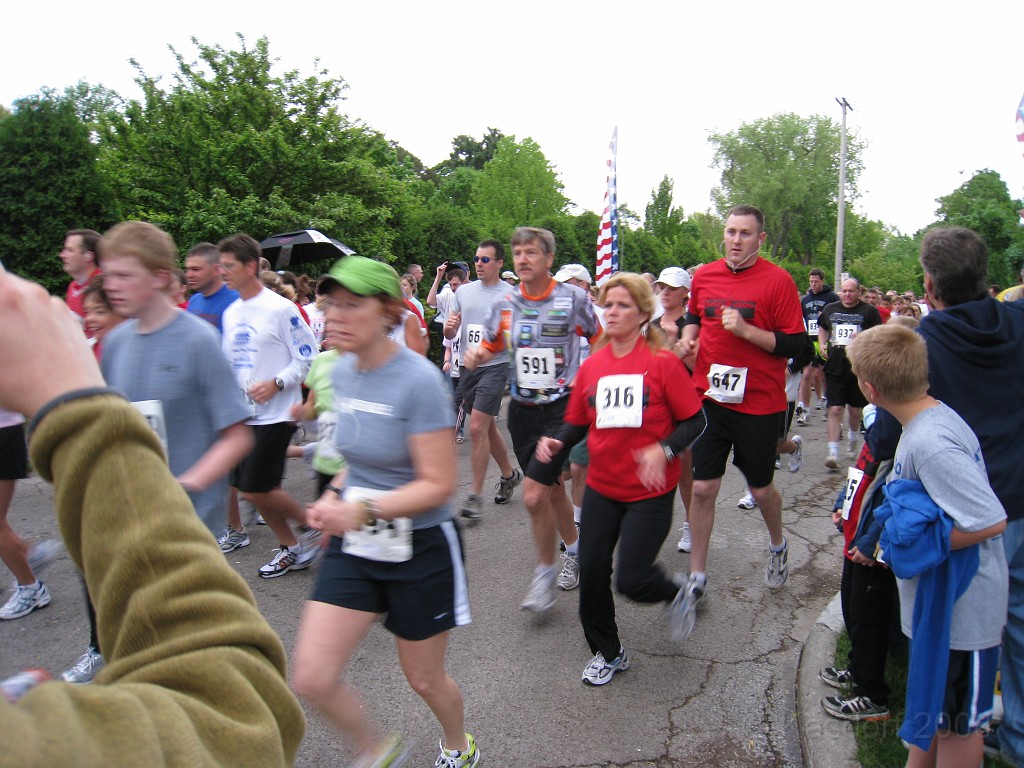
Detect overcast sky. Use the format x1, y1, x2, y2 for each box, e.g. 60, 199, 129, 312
3, 0, 1022, 237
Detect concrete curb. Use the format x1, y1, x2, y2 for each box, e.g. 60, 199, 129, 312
798, 592, 861, 767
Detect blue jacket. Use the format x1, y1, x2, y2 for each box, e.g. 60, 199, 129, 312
918, 297, 1024, 521
876, 479, 979, 750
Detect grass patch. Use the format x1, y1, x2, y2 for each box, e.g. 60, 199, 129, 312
834, 628, 1005, 767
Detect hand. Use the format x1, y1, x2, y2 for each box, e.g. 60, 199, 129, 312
831, 510, 843, 527
444, 311, 461, 337
0, 268, 103, 418
288, 401, 305, 422
634, 443, 669, 492
435, 262, 448, 277
247, 380, 280, 405
720, 307, 748, 338
535, 436, 564, 464
306, 493, 367, 536
847, 545, 875, 567
442, 360, 452, 373
463, 347, 482, 371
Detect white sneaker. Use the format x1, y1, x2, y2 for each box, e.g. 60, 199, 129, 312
847, 437, 858, 456
737, 491, 757, 510
0, 582, 51, 620
62, 647, 104, 683
666, 573, 706, 641
556, 552, 580, 590
521, 569, 557, 613
27, 539, 63, 576
765, 539, 789, 588
581, 649, 630, 686
788, 435, 803, 473
677, 522, 692, 552
825, 450, 840, 470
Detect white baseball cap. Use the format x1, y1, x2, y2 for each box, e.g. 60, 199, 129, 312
553, 264, 593, 285
655, 267, 691, 289
501, 270, 519, 281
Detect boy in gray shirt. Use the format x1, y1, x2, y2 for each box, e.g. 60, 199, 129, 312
846, 323, 1007, 767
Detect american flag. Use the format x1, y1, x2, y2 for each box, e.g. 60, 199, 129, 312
1016, 90, 1024, 159
595, 127, 619, 286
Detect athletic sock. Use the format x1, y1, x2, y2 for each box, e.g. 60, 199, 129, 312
572, 505, 582, 524
828, 441, 840, 455
565, 539, 579, 557
770, 537, 787, 553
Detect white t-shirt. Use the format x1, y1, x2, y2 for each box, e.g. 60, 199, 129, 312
222, 288, 317, 425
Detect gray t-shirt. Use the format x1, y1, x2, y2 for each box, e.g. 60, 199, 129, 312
451, 280, 510, 370
102, 311, 250, 533
890, 402, 1008, 649
331, 346, 455, 529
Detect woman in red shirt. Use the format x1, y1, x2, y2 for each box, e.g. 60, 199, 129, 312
536, 272, 706, 686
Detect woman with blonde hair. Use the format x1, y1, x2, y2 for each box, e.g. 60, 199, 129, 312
535, 272, 707, 685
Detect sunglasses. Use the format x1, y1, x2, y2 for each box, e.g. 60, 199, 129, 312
473, 256, 493, 264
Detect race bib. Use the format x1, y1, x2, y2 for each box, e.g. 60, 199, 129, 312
131, 400, 168, 457
833, 323, 858, 347
841, 467, 866, 520
340, 486, 412, 563
595, 374, 643, 429
316, 411, 342, 463
806, 317, 818, 335
515, 347, 555, 389
705, 364, 747, 404
465, 323, 484, 351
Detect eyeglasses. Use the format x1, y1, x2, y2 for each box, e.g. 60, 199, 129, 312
473, 256, 492, 264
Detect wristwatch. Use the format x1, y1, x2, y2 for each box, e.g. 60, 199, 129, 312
660, 441, 675, 462
273, 377, 285, 390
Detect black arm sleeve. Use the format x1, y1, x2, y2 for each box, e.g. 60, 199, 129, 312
684, 312, 701, 327
772, 330, 813, 360
546, 422, 589, 451
663, 407, 708, 455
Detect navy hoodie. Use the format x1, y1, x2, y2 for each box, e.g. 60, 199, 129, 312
918, 297, 1024, 521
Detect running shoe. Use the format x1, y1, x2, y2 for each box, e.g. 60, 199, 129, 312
435, 733, 481, 767
459, 494, 482, 521
351, 732, 409, 768
27, 539, 63, 576
494, 468, 522, 505
825, 450, 840, 470
218, 526, 250, 553
676, 522, 692, 553
765, 539, 789, 588
817, 396, 827, 410
581, 649, 630, 686
737, 491, 757, 510
62, 646, 104, 683
847, 436, 858, 456
258, 547, 299, 579
788, 435, 803, 473
0, 582, 51, 620
455, 433, 465, 444
666, 572, 706, 641
821, 694, 891, 722
774, 455, 781, 470
819, 666, 854, 689
556, 552, 580, 590
521, 569, 557, 613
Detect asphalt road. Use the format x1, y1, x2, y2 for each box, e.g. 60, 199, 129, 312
2, 401, 851, 767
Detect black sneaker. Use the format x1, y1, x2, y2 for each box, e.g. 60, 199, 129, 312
494, 469, 522, 505
821, 694, 890, 722
819, 666, 854, 689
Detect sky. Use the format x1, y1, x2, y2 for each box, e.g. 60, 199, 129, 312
2, 0, 1022, 237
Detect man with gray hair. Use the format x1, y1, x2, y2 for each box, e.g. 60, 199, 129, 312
915, 226, 1024, 765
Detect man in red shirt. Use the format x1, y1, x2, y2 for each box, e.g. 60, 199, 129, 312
61, 229, 102, 320
676, 205, 811, 637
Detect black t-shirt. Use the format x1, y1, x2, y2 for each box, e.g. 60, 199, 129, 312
818, 300, 882, 375
801, 288, 840, 335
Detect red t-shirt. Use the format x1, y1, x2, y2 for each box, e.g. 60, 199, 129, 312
565, 337, 702, 502
65, 268, 102, 318
687, 258, 804, 415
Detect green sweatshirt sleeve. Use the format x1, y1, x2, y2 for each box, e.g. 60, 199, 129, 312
1, 395, 305, 767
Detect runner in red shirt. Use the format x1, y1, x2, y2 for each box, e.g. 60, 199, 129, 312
60, 229, 102, 321
675, 205, 811, 639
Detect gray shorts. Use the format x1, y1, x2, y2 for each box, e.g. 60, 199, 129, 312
456, 364, 509, 417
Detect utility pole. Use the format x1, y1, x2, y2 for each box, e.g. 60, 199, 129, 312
834, 97, 852, 288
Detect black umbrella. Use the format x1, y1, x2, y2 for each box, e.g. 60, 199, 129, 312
259, 229, 355, 270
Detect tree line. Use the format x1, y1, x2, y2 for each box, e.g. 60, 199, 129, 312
1, 35, 1021, 295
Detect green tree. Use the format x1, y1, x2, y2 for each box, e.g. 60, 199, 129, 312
709, 113, 863, 266
433, 128, 504, 175
97, 35, 411, 260
935, 169, 1024, 286
0, 93, 113, 290
846, 231, 923, 294
470, 135, 568, 239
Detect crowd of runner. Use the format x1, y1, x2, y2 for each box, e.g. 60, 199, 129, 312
1, 209, 1022, 768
